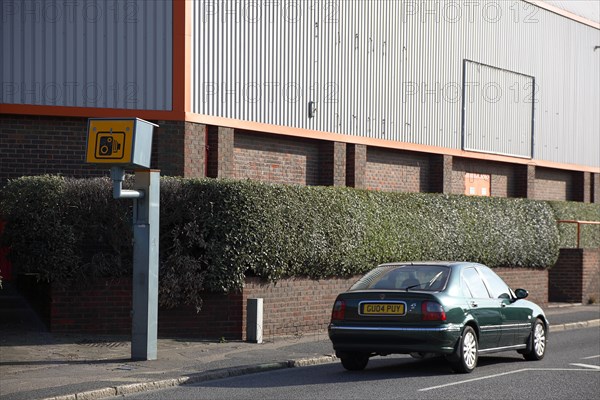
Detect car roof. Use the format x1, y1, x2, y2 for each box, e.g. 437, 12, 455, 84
377, 261, 477, 268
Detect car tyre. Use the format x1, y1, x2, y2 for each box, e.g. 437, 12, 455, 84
450, 326, 478, 373
523, 319, 546, 361
340, 353, 369, 371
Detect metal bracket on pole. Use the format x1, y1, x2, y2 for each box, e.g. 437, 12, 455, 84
110, 167, 144, 199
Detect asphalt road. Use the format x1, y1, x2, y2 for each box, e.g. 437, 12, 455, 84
120, 326, 600, 400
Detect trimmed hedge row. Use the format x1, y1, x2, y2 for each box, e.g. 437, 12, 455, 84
0, 175, 132, 286
548, 201, 600, 248
1, 175, 561, 309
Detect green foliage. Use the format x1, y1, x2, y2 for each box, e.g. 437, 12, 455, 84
1, 176, 561, 309
0, 175, 132, 286
548, 201, 600, 248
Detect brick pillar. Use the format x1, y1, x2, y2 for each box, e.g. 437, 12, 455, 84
514, 164, 536, 199
550, 248, 600, 304
154, 121, 185, 176
183, 122, 206, 178
207, 126, 234, 178
429, 154, 453, 194
582, 172, 592, 203
549, 249, 583, 303
319, 142, 346, 186
153, 121, 206, 178
346, 144, 366, 189
593, 173, 599, 204
526, 164, 536, 199
568, 171, 583, 202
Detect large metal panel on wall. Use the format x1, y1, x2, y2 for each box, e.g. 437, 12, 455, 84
191, 0, 599, 168
1, 0, 172, 110
462, 60, 534, 158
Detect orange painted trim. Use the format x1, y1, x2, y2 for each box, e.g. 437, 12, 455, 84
1, 104, 185, 121
184, 0, 192, 113
524, 1, 600, 29
185, 112, 600, 174
171, 0, 189, 113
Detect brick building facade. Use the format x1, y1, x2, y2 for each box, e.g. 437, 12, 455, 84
1, 114, 597, 203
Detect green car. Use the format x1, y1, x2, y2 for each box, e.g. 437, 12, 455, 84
328, 262, 548, 373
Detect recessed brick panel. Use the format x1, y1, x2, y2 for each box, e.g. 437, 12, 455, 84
534, 167, 580, 201
366, 147, 430, 192
233, 130, 321, 185
452, 158, 520, 197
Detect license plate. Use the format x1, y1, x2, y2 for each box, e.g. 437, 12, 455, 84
360, 302, 405, 316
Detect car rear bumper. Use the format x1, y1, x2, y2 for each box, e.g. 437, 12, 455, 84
328, 323, 462, 355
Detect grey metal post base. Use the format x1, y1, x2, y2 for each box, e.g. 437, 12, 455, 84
110, 167, 160, 361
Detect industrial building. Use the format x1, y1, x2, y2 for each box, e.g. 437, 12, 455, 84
1, 0, 599, 201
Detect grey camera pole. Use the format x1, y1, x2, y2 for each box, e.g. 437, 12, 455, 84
111, 167, 160, 360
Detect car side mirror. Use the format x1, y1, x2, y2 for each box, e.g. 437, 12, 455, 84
514, 288, 529, 300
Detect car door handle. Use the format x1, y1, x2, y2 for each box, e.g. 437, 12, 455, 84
470, 301, 478, 308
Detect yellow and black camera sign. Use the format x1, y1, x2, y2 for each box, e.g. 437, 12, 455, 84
86, 118, 156, 168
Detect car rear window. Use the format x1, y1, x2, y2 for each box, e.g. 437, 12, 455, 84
350, 265, 450, 291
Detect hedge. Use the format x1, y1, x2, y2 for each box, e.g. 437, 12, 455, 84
1, 175, 561, 309
0, 175, 132, 286
548, 201, 600, 248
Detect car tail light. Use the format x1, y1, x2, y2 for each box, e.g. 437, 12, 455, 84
331, 300, 346, 321
422, 301, 446, 321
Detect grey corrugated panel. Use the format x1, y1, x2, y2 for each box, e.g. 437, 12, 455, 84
191, 0, 599, 168
1, 0, 172, 110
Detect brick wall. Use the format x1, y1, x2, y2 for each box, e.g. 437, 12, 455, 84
28, 267, 555, 339
1, 114, 104, 186
549, 248, 600, 304
47, 277, 245, 338
242, 276, 358, 339
429, 154, 453, 194
319, 141, 346, 186
346, 144, 366, 189
451, 158, 520, 197
51, 278, 132, 335
494, 267, 549, 308
592, 173, 599, 204
233, 131, 321, 185
534, 167, 579, 201
148, 120, 207, 178
1, 115, 206, 186
1, 114, 592, 203
365, 147, 430, 192
36, 275, 357, 339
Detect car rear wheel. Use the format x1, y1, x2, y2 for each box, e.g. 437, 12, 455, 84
523, 319, 546, 361
340, 352, 369, 371
450, 326, 478, 373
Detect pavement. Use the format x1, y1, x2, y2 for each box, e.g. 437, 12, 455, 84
0, 281, 599, 400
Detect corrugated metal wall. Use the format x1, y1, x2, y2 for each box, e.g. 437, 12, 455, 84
1, 0, 172, 110
191, 0, 599, 168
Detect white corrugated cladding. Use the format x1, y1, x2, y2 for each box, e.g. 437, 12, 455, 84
544, 0, 600, 23
191, 0, 599, 168
1, 0, 172, 110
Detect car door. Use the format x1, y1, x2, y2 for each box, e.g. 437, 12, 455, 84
477, 266, 526, 347
461, 267, 502, 350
